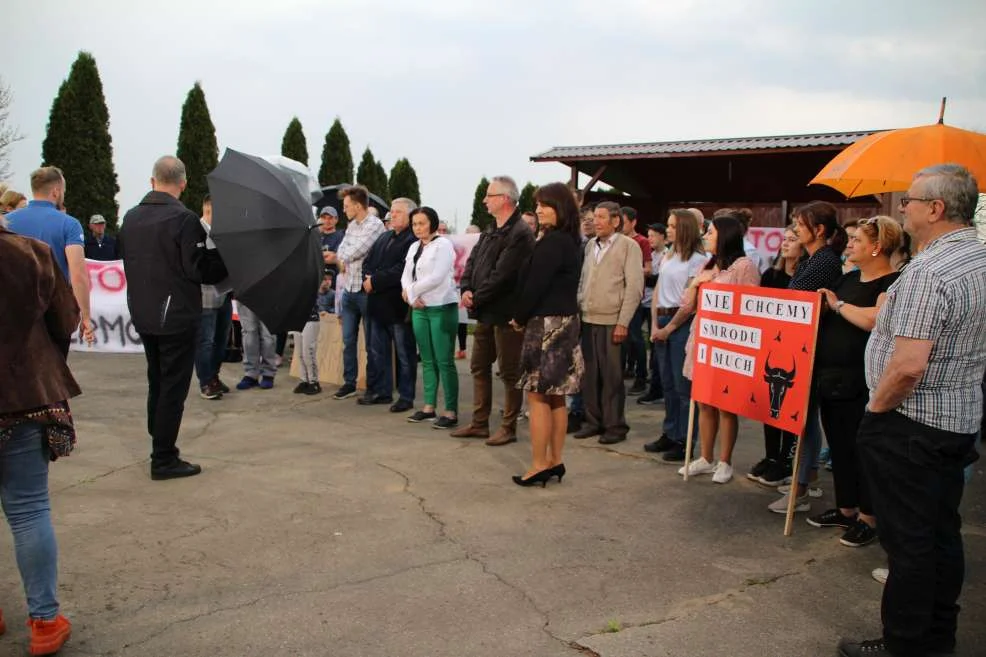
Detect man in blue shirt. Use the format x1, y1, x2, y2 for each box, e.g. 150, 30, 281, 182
6, 166, 93, 347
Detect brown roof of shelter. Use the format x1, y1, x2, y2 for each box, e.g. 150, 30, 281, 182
531, 130, 882, 162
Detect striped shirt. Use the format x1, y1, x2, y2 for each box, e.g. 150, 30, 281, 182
336, 215, 385, 293
864, 227, 986, 433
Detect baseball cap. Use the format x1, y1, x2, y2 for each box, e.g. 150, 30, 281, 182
319, 206, 338, 218
89, 214, 106, 225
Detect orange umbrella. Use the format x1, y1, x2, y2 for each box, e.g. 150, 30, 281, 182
810, 99, 986, 198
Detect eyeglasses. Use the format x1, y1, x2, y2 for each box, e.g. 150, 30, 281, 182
899, 196, 938, 209
484, 193, 505, 200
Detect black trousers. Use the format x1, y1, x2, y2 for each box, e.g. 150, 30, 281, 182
819, 395, 870, 513
140, 328, 198, 467
857, 410, 976, 656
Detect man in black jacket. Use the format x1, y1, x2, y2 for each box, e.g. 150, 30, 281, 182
359, 197, 418, 411
451, 176, 535, 446
119, 156, 228, 481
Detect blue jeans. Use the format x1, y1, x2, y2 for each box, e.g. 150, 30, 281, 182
659, 316, 697, 444
367, 316, 417, 402
569, 393, 584, 416
195, 296, 233, 388
626, 305, 648, 380
0, 422, 59, 619
796, 400, 823, 486
341, 290, 370, 388
653, 316, 677, 436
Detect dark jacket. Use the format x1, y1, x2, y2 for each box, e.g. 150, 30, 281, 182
0, 227, 82, 413
363, 228, 416, 324
84, 233, 118, 261
513, 230, 582, 326
460, 209, 535, 325
118, 191, 227, 336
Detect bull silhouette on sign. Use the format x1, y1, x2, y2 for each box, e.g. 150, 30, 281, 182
763, 352, 796, 419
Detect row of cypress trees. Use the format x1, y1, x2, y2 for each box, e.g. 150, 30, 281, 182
39, 52, 422, 231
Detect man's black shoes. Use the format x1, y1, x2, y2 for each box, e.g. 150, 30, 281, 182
151, 460, 202, 481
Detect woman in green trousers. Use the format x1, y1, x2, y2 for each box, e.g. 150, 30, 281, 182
401, 207, 460, 429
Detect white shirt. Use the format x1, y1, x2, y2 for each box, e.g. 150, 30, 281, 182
657, 250, 708, 308
641, 250, 662, 308
594, 234, 616, 263
401, 237, 459, 307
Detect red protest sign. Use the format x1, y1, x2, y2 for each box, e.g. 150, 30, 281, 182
689, 283, 821, 434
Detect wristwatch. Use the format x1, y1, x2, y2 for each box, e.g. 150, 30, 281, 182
835, 300, 846, 314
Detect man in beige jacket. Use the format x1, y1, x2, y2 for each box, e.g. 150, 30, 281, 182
574, 201, 644, 444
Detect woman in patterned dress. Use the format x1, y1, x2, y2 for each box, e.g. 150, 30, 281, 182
508, 183, 584, 487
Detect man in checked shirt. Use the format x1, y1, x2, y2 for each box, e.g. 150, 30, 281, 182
325, 185, 385, 400
839, 164, 986, 657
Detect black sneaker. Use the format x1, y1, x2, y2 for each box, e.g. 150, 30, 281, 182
637, 393, 663, 405
292, 381, 309, 394
745, 458, 771, 481
302, 382, 322, 396
215, 378, 230, 394
151, 459, 202, 481
433, 416, 459, 430
757, 460, 792, 487
807, 508, 857, 529
840, 520, 878, 548
628, 379, 647, 396
662, 445, 686, 462
644, 434, 675, 453
407, 410, 437, 423
333, 383, 357, 400
200, 381, 223, 400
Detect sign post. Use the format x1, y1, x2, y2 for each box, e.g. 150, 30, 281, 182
687, 282, 822, 535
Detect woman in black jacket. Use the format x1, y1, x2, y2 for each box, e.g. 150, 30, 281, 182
508, 183, 584, 486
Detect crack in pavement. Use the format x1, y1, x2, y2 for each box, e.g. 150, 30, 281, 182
105, 555, 468, 655
577, 569, 803, 644
376, 462, 588, 655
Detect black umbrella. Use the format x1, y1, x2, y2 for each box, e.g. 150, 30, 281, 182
314, 184, 389, 223
207, 149, 321, 334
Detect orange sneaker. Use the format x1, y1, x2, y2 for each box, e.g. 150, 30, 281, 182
455, 350, 466, 360
0, 608, 6, 635
28, 614, 71, 656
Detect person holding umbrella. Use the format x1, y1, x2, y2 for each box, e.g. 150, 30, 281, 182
326, 185, 386, 400
118, 156, 228, 481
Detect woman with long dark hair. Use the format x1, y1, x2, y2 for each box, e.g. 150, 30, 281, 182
769, 201, 847, 514
662, 215, 761, 483
646, 209, 707, 461
509, 183, 584, 486
401, 207, 460, 429
806, 216, 902, 547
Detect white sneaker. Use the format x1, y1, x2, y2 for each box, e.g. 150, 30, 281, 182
778, 484, 823, 498
871, 568, 888, 585
768, 493, 810, 514
712, 461, 733, 484
677, 457, 715, 477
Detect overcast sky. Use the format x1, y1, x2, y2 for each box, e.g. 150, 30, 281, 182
3, 0, 985, 229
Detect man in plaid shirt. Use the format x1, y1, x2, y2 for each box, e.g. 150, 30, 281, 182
326, 185, 385, 400
840, 164, 986, 657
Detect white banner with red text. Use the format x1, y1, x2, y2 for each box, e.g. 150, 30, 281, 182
70, 260, 143, 353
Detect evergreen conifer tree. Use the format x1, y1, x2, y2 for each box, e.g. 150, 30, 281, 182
388, 158, 421, 205
318, 118, 353, 185
175, 82, 218, 215
280, 117, 308, 166
471, 176, 492, 231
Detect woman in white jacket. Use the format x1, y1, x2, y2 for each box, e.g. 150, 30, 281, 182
401, 207, 460, 429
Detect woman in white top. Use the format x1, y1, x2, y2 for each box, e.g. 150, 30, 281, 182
646, 209, 708, 461
401, 207, 460, 429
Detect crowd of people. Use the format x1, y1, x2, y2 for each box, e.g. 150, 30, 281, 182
1, 159, 984, 657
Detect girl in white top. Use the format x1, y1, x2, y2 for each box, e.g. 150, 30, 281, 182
401, 207, 460, 428
645, 209, 708, 459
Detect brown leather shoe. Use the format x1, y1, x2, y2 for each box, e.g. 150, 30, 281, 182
485, 429, 518, 446
450, 425, 490, 438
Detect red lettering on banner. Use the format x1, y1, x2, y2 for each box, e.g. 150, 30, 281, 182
690, 282, 821, 434
85, 259, 127, 293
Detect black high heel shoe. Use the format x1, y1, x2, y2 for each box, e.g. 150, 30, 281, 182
512, 468, 554, 488
548, 463, 566, 483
